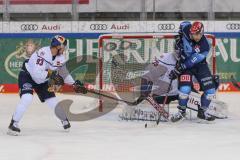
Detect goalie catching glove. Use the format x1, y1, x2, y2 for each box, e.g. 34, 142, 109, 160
73, 80, 88, 94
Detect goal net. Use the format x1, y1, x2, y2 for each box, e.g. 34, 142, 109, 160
98, 33, 216, 112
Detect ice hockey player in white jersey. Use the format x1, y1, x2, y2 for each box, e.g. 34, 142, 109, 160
8, 35, 87, 136
140, 52, 179, 103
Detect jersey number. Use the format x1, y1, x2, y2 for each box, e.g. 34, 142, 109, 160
36, 58, 44, 66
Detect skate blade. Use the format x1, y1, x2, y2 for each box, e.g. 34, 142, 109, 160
7, 129, 20, 136
63, 128, 70, 132
170, 116, 186, 123
173, 117, 186, 123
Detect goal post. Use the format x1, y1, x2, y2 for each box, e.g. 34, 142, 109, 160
98, 33, 216, 112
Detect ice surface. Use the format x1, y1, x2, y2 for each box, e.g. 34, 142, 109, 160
0, 92, 240, 160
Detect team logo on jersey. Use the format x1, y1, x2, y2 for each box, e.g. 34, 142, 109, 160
194, 45, 200, 53
180, 75, 191, 82
22, 83, 32, 91
4, 39, 41, 79
56, 61, 62, 66
125, 70, 149, 80
40, 51, 45, 56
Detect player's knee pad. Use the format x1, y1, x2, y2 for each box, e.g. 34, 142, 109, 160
179, 86, 191, 99
203, 88, 216, 100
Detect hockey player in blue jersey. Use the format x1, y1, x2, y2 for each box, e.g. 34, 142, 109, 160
169, 21, 216, 122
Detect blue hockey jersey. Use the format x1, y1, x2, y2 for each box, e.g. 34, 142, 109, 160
181, 23, 210, 69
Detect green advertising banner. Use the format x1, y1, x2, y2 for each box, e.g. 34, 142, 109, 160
0, 35, 99, 85
0, 33, 240, 92
215, 38, 240, 82
1, 38, 49, 83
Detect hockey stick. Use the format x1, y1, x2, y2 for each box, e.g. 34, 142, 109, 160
231, 75, 240, 90
186, 106, 227, 119
87, 88, 138, 105
146, 95, 169, 120
65, 82, 173, 121
63, 83, 144, 106
156, 79, 173, 124
67, 82, 172, 118
144, 79, 173, 128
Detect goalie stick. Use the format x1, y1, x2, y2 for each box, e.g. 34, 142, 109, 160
144, 79, 173, 128
147, 95, 169, 119
156, 79, 173, 123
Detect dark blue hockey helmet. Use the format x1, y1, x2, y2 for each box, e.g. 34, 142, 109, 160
51, 35, 67, 47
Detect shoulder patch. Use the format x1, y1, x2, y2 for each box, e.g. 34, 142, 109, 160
40, 51, 45, 56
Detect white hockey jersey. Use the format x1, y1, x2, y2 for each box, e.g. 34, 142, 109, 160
25, 46, 74, 85
142, 53, 178, 96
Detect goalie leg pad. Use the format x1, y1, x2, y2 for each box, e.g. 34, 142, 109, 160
140, 78, 153, 97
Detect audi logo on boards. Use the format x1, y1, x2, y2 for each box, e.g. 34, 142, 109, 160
21, 24, 38, 31
226, 23, 240, 30
158, 24, 175, 31
90, 24, 108, 30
